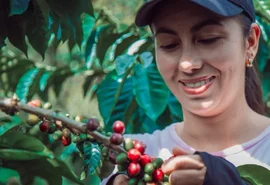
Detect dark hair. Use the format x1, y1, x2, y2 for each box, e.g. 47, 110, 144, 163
237, 14, 266, 115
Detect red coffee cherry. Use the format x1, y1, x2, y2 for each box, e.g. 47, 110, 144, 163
127, 162, 141, 177
140, 154, 151, 166
127, 148, 141, 162
27, 99, 42, 107
134, 141, 146, 154
112, 120, 125, 134
152, 169, 164, 182
86, 118, 100, 131
110, 133, 123, 145
39, 121, 50, 132
61, 136, 71, 146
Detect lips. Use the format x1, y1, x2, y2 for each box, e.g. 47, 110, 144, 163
179, 76, 216, 95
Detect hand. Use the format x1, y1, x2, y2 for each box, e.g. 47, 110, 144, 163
161, 147, 206, 185
113, 174, 128, 185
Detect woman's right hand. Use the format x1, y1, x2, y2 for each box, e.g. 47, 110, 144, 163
113, 174, 129, 185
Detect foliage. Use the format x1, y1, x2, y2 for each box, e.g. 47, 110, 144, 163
0, 0, 270, 184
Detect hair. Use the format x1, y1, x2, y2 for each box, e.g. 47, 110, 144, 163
237, 14, 266, 115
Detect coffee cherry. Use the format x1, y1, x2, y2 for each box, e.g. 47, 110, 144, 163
72, 135, 81, 143
134, 141, 146, 154
26, 114, 40, 126
152, 158, 163, 168
144, 163, 155, 174
128, 177, 139, 185
101, 146, 109, 157
62, 128, 71, 138
52, 130, 63, 141
140, 154, 151, 166
110, 133, 123, 145
43, 102, 52, 109
27, 99, 42, 107
39, 121, 50, 132
137, 180, 145, 185
128, 148, 141, 162
144, 173, 152, 182
124, 138, 134, 151
115, 152, 128, 165
112, 120, 125, 134
86, 118, 100, 131
61, 136, 71, 146
48, 123, 57, 134
152, 169, 164, 182
127, 162, 141, 177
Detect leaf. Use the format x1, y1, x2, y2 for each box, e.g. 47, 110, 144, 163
0, 131, 46, 152
115, 54, 137, 75
0, 167, 19, 184
0, 149, 52, 160
133, 63, 170, 121
15, 68, 44, 103
9, 0, 30, 16
237, 164, 270, 185
83, 142, 101, 175
39, 71, 53, 91
168, 92, 183, 122
97, 70, 134, 126
139, 52, 153, 68
254, 0, 270, 23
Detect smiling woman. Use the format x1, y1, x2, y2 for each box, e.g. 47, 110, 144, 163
102, 0, 270, 185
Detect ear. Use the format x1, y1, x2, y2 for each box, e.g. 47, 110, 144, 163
246, 23, 261, 60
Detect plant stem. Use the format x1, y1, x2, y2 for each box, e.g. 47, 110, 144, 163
0, 98, 126, 153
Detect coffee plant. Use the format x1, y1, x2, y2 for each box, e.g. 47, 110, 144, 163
0, 0, 270, 185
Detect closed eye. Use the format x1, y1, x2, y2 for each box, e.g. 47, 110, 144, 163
198, 37, 221, 45
159, 44, 179, 50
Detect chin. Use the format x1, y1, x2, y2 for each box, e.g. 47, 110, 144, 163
186, 100, 223, 117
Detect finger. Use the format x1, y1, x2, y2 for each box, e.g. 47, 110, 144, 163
113, 174, 129, 185
172, 146, 190, 156
162, 155, 205, 174
169, 167, 207, 185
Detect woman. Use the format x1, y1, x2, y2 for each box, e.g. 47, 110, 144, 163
102, 0, 270, 184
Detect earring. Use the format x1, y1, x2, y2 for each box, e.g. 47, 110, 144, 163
246, 58, 253, 67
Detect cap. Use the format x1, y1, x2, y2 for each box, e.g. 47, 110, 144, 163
135, 0, 255, 27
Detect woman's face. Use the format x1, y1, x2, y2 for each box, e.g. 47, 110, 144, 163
151, 1, 249, 117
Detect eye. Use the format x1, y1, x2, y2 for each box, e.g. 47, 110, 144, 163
198, 37, 221, 45
159, 44, 179, 50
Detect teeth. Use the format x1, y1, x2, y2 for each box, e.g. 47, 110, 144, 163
184, 77, 214, 88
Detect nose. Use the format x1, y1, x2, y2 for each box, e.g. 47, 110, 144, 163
178, 53, 203, 74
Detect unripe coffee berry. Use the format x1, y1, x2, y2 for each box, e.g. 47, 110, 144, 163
143, 173, 152, 182
39, 121, 50, 132
110, 133, 123, 145
112, 120, 125, 134
86, 118, 100, 131
128, 178, 139, 185
127, 149, 141, 162
134, 141, 146, 154
61, 136, 71, 146
144, 163, 155, 174
127, 162, 141, 177
124, 138, 134, 151
115, 152, 128, 165
152, 169, 164, 182
62, 128, 71, 138
152, 158, 163, 168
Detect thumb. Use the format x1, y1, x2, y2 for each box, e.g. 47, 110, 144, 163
172, 146, 190, 156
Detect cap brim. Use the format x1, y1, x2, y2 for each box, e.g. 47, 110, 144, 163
135, 0, 243, 27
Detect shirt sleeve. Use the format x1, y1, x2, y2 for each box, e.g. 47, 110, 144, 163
194, 151, 249, 185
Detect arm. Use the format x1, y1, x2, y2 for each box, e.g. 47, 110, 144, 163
195, 151, 249, 185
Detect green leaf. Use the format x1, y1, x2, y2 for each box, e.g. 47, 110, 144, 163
0, 131, 46, 152
139, 52, 153, 68
115, 34, 140, 57
133, 63, 170, 121
97, 70, 133, 126
83, 142, 101, 175
39, 71, 53, 91
237, 164, 270, 185
0, 149, 52, 160
254, 0, 270, 23
15, 68, 44, 103
0, 167, 19, 184
9, 0, 30, 16
168, 92, 183, 122
115, 54, 137, 75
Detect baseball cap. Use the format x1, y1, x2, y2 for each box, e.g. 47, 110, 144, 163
135, 0, 255, 27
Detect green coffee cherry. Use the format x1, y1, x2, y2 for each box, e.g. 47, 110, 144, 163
143, 173, 152, 182
115, 152, 128, 165
124, 138, 134, 151
144, 163, 155, 174
101, 147, 109, 157
163, 174, 169, 182
152, 158, 163, 168
137, 179, 145, 185
52, 130, 63, 141
72, 135, 81, 143
128, 178, 139, 185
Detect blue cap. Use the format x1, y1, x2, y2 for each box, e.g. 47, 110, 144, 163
135, 0, 255, 27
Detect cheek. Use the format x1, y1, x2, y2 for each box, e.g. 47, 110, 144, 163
156, 53, 178, 81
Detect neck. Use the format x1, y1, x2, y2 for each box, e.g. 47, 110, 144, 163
178, 97, 263, 152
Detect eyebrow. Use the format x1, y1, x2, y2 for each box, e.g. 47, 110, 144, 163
154, 19, 223, 37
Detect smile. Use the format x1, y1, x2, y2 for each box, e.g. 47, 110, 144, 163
179, 76, 216, 95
